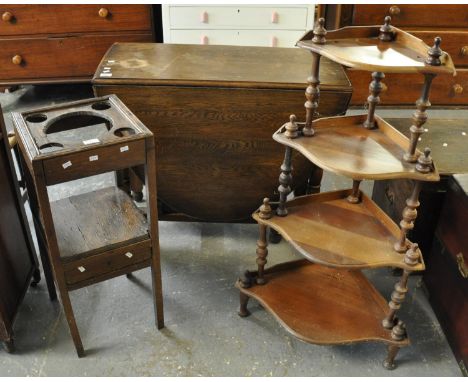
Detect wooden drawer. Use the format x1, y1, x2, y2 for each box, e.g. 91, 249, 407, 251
43, 139, 146, 186
353, 5, 468, 28
0, 5, 152, 36
169, 29, 305, 47
0, 33, 153, 83
348, 69, 468, 106
63, 240, 151, 287
410, 31, 468, 68
168, 6, 309, 30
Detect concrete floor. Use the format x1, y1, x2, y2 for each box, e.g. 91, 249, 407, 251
0, 85, 463, 376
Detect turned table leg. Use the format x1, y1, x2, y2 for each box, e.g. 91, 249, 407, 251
238, 292, 251, 318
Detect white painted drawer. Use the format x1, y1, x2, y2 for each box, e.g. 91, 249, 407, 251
169, 6, 309, 30
169, 29, 306, 48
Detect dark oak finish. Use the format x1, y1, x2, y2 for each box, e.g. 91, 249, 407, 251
0, 5, 155, 85
93, 43, 352, 222
0, 106, 41, 352
14, 95, 164, 357
425, 175, 468, 375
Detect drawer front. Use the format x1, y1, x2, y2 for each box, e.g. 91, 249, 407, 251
0, 5, 152, 36
169, 29, 305, 48
0, 33, 153, 82
43, 139, 146, 186
348, 69, 468, 106
411, 31, 468, 68
64, 240, 151, 287
353, 5, 468, 28
169, 6, 309, 30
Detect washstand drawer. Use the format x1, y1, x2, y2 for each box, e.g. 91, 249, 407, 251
43, 139, 146, 186
0, 5, 152, 36
0, 34, 153, 82
169, 6, 309, 30
63, 240, 152, 287
352, 5, 468, 28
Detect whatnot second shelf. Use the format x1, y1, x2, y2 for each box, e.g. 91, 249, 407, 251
236, 259, 409, 347
253, 189, 425, 271
274, 114, 440, 182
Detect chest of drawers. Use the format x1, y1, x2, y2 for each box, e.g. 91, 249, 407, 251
162, 5, 315, 48
0, 5, 155, 86
319, 4, 468, 106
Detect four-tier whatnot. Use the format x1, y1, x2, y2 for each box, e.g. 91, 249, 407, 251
235, 16, 456, 370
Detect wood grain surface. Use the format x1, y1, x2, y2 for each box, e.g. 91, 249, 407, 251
236, 259, 409, 345
253, 189, 425, 271
274, 114, 440, 182
93, 44, 352, 221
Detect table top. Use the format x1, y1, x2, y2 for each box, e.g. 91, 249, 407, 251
386, 117, 468, 176
93, 43, 352, 91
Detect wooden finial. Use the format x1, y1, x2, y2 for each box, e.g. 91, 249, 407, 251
239, 270, 253, 288
404, 243, 421, 266
415, 147, 433, 173
379, 16, 394, 42
391, 320, 407, 341
259, 197, 272, 219
312, 17, 327, 44
284, 114, 298, 139
426, 37, 443, 66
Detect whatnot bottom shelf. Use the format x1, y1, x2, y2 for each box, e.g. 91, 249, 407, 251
236, 259, 409, 347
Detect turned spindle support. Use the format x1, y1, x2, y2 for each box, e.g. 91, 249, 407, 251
383, 244, 421, 329
256, 198, 272, 285
383, 321, 407, 370
363, 71, 385, 129
394, 181, 422, 253
347, 180, 362, 204
277, 148, 292, 216
404, 37, 442, 162
303, 52, 321, 137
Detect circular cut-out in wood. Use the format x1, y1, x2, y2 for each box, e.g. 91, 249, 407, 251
91, 101, 111, 111
114, 127, 136, 137
26, 114, 47, 123
38, 142, 64, 153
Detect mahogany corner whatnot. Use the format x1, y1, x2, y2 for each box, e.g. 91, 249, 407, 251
236, 16, 454, 370
13, 94, 164, 357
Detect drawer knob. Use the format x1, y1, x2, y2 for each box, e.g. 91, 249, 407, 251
389, 5, 401, 16
2, 11, 13, 22
457, 253, 467, 278
271, 11, 279, 24
125, 252, 133, 259
270, 36, 278, 47
200, 35, 209, 45
200, 10, 208, 23
12, 55, 22, 65
453, 84, 463, 94
98, 7, 109, 18
78, 266, 86, 273
461, 46, 468, 56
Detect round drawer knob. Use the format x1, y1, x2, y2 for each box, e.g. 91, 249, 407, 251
389, 5, 401, 16
98, 8, 109, 18
12, 55, 22, 65
453, 84, 463, 94
2, 11, 13, 22
461, 46, 468, 56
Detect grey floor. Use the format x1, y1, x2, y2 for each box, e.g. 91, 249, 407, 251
0, 85, 464, 376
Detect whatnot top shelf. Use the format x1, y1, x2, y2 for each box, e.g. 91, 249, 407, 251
236, 259, 409, 346
253, 189, 425, 271
274, 114, 440, 182
297, 21, 456, 75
